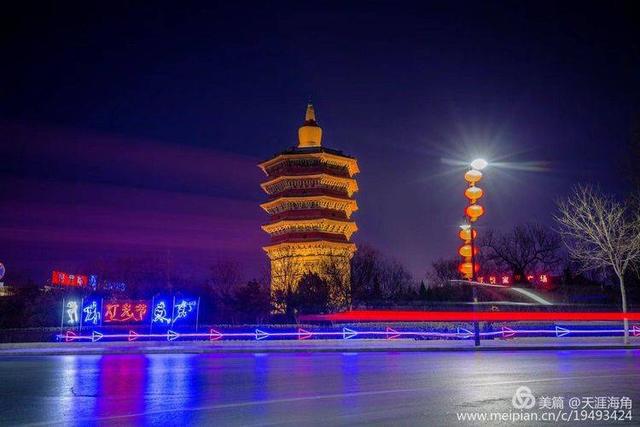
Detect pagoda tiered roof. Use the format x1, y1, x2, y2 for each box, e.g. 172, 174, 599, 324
259, 104, 359, 255
260, 173, 358, 197
260, 194, 358, 218
258, 146, 359, 177
262, 217, 358, 240
263, 239, 356, 257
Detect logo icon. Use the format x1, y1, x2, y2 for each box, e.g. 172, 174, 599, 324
512, 386, 536, 409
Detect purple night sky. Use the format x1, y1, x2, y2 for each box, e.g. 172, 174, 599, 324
1, 1, 638, 282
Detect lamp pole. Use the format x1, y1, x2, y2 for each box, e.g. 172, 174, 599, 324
459, 158, 488, 347
466, 177, 481, 347
468, 208, 480, 347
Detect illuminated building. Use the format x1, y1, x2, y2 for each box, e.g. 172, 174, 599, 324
258, 104, 359, 310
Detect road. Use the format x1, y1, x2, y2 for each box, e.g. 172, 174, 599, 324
0, 349, 638, 426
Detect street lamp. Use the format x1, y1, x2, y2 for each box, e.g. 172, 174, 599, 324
458, 159, 487, 281
458, 158, 488, 347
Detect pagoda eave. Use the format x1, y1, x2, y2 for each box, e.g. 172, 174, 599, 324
263, 240, 357, 256
261, 218, 358, 240
260, 195, 358, 216
260, 173, 359, 196
258, 151, 360, 177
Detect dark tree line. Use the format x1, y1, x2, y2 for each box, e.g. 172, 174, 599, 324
351, 244, 415, 304
479, 223, 561, 281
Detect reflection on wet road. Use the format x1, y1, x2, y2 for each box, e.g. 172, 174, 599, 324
0, 350, 639, 425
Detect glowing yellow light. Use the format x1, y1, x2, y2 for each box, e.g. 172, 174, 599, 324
465, 204, 484, 221
464, 169, 482, 184
458, 228, 477, 241
464, 186, 483, 202
458, 244, 478, 258
458, 262, 479, 277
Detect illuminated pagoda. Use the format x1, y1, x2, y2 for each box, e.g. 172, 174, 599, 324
258, 104, 359, 310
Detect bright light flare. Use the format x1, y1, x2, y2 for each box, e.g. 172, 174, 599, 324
441, 158, 550, 173
487, 161, 549, 172
470, 158, 488, 170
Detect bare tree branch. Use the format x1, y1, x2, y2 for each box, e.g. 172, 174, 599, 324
479, 223, 561, 279
555, 185, 640, 344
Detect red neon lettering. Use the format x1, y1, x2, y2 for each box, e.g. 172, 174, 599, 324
120, 303, 134, 321
134, 303, 148, 321
105, 304, 119, 322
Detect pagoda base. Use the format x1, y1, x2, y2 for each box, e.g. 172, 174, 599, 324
263, 241, 355, 312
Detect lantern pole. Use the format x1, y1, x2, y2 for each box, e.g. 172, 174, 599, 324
463, 159, 488, 347
469, 215, 480, 347
469, 200, 476, 282
467, 168, 481, 347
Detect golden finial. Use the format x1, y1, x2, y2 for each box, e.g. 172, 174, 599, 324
298, 103, 322, 147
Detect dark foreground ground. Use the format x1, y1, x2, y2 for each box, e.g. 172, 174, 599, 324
0, 349, 638, 426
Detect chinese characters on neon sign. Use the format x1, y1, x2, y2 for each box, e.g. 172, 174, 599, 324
61, 298, 200, 328
103, 301, 149, 323
83, 300, 101, 325
172, 299, 197, 323
150, 298, 199, 331
152, 301, 171, 324
476, 274, 551, 286
66, 300, 79, 325
52, 271, 88, 287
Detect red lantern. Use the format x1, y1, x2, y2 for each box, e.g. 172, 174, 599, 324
458, 262, 480, 277
464, 186, 483, 202
464, 169, 482, 184
458, 228, 477, 241
465, 204, 484, 221
458, 244, 479, 258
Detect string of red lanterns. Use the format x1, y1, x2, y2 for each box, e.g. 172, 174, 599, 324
458, 159, 487, 279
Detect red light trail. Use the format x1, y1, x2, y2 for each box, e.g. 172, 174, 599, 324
297, 310, 640, 322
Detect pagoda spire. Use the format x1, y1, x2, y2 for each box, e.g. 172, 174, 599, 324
298, 103, 323, 147
304, 103, 316, 122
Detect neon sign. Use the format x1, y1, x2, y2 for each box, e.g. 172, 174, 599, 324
476, 274, 551, 286
103, 300, 149, 323
58, 324, 640, 343
152, 301, 171, 324
82, 300, 101, 325
172, 299, 197, 324
65, 300, 80, 325
52, 271, 88, 287
103, 281, 126, 291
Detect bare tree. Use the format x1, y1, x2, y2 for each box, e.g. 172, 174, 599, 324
209, 259, 243, 294
269, 247, 303, 313
379, 259, 413, 300
555, 185, 640, 344
351, 244, 384, 302
321, 253, 351, 310
480, 223, 561, 281
427, 258, 460, 287
351, 244, 414, 303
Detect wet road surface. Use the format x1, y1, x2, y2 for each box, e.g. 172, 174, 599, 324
0, 349, 638, 425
